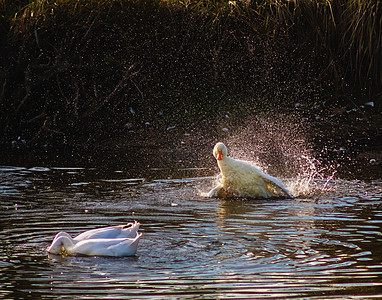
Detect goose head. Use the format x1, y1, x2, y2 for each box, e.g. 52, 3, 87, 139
47, 235, 74, 256
213, 142, 228, 161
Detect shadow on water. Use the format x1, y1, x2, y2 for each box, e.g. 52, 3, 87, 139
1, 165, 382, 299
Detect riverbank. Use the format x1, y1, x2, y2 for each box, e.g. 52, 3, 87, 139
0, 0, 381, 179
2, 106, 381, 180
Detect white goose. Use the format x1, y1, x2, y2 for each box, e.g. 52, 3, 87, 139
47, 222, 141, 257
208, 142, 292, 199
47, 234, 141, 257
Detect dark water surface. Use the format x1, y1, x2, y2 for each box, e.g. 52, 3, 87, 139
1, 166, 382, 299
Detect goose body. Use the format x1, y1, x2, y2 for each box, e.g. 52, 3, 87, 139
73, 221, 140, 241
47, 234, 141, 257
47, 222, 141, 257
51, 221, 140, 244
208, 142, 292, 199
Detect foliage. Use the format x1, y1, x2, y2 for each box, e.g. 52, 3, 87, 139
2, 0, 381, 89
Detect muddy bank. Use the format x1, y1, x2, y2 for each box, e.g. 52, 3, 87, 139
0, 1, 381, 180
1, 108, 381, 181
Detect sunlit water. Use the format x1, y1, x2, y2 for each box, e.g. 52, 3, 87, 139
1, 165, 382, 299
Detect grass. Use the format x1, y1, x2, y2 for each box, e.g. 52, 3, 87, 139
6, 0, 381, 85
2, 0, 380, 89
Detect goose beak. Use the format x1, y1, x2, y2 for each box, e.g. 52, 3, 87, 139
216, 150, 223, 161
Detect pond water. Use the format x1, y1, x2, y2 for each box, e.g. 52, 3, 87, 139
1, 165, 382, 299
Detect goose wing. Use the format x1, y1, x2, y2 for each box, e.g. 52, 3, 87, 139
261, 173, 292, 198
74, 222, 140, 241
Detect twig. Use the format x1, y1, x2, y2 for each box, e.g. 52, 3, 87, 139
82, 64, 137, 118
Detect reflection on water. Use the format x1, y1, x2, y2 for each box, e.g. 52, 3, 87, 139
1, 166, 382, 299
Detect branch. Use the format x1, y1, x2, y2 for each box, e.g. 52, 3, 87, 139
82, 64, 137, 118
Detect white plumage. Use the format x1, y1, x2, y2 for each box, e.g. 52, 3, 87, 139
73, 221, 140, 241
47, 222, 141, 257
208, 142, 292, 199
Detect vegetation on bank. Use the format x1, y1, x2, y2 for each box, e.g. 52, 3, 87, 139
0, 0, 381, 154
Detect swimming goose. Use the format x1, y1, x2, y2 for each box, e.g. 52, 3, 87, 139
47, 233, 142, 257
208, 142, 292, 199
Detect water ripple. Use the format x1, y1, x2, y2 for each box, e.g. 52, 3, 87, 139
0, 166, 382, 298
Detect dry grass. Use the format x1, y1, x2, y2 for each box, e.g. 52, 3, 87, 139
3, 0, 381, 90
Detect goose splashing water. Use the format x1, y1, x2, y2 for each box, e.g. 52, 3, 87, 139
208, 142, 292, 199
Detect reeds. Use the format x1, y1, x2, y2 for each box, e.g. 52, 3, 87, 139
188, 0, 382, 90
257, 0, 381, 90
3, 0, 380, 90
340, 0, 382, 88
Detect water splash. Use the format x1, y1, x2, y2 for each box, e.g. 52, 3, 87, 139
223, 115, 337, 198
286, 155, 337, 198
